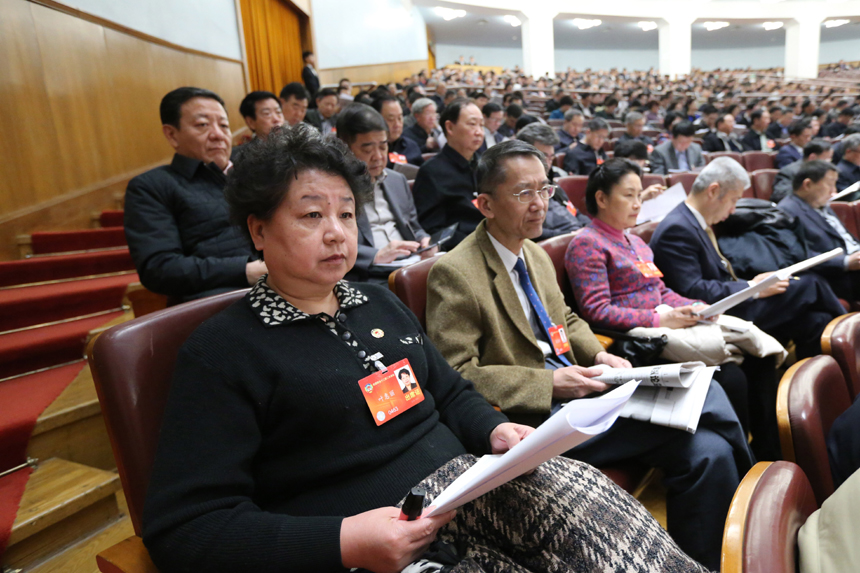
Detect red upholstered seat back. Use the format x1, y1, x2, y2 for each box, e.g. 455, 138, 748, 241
556, 176, 590, 215
706, 151, 742, 165
751, 169, 779, 202
743, 151, 775, 172
629, 221, 660, 244
828, 200, 860, 238
667, 172, 698, 194
822, 312, 860, 399
777, 355, 852, 505
538, 232, 577, 308
387, 255, 444, 330
641, 174, 666, 189
88, 288, 248, 535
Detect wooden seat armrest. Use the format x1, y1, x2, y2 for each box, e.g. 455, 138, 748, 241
96, 535, 159, 573
595, 334, 614, 350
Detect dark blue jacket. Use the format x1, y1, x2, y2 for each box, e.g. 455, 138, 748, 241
778, 194, 849, 278
836, 159, 860, 193
774, 144, 802, 169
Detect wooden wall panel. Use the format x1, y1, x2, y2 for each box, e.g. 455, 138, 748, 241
318, 59, 429, 88
0, 0, 248, 261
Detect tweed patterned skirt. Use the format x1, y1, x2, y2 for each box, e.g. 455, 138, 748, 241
411, 455, 710, 573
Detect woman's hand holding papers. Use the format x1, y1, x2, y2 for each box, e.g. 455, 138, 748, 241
658, 305, 701, 329
489, 423, 535, 454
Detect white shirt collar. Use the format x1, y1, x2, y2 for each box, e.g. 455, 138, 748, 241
486, 230, 523, 273
685, 202, 709, 231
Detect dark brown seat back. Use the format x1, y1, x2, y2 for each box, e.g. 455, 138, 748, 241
721, 461, 817, 573
388, 255, 444, 329
776, 355, 852, 505
743, 151, 775, 172
629, 221, 659, 244
828, 200, 860, 238
88, 288, 249, 534
538, 233, 577, 307
556, 176, 590, 214
751, 169, 779, 202
553, 152, 566, 169
667, 172, 698, 194
641, 174, 666, 189
706, 151, 743, 165
822, 312, 860, 399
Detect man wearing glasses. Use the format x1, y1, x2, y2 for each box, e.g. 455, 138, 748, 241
425, 140, 752, 572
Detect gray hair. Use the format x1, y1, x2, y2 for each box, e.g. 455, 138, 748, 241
564, 108, 584, 122
412, 98, 436, 116
691, 157, 751, 196
843, 133, 860, 153
516, 123, 560, 147
626, 111, 644, 125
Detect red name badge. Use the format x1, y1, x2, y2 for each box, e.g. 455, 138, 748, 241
471, 198, 480, 209
596, 157, 605, 165
635, 261, 664, 278
358, 358, 424, 426
389, 152, 407, 165
565, 201, 578, 217
548, 325, 571, 356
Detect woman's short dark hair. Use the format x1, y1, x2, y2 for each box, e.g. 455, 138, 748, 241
336, 103, 389, 145
476, 140, 545, 196
226, 124, 373, 242
585, 158, 642, 216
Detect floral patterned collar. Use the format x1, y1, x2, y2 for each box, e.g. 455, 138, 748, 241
247, 275, 368, 327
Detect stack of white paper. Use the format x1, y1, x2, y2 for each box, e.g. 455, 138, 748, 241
636, 183, 687, 225
618, 366, 716, 433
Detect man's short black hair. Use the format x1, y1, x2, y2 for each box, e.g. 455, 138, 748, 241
440, 98, 477, 136
663, 111, 684, 132
559, 96, 575, 107
470, 91, 488, 100
585, 158, 642, 215
336, 103, 389, 146
476, 139, 545, 196
371, 94, 399, 114
769, 105, 784, 115
750, 109, 767, 123
700, 104, 719, 116
239, 91, 280, 120
160, 87, 226, 128
226, 123, 372, 242
788, 119, 812, 137
587, 117, 610, 133
672, 121, 697, 138
802, 99, 813, 110
505, 104, 523, 119
482, 102, 502, 117
792, 159, 838, 192
515, 115, 539, 132
605, 97, 619, 108
715, 113, 732, 128
839, 107, 856, 118
613, 139, 649, 161
316, 88, 338, 101
803, 138, 832, 159
280, 82, 309, 102
302, 51, 313, 60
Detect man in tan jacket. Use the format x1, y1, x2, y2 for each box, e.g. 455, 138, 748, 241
426, 140, 752, 571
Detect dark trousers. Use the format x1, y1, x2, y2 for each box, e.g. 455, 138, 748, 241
731, 273, 844, 359
562, 381, 753, 571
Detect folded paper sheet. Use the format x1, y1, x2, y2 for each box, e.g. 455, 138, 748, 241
636, 183, 687, 225
424, 381, 639, 516
592, 361, 705, 388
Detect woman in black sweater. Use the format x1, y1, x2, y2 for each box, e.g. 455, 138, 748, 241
142, 125, 708, 572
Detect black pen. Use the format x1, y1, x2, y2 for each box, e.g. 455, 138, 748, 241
398, 486, 426, 521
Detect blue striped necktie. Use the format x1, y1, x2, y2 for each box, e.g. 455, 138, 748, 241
513, 258, 572, 366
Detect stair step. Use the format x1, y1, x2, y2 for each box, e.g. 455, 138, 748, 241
28, 514, 135, 573
4, 459, 121, 569
0, 312, 125, 379
99, 210, 124, 229
29, 229, 127, 256
28, 364, 115, 471
0, 274, 137, 332
0, 250, 135, 288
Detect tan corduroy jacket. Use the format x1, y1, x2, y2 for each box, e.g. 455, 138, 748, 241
427, 221, 604, 425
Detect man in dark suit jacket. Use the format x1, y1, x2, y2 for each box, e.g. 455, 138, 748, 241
562, 117, 608, 175
740, 109, 773, 151
301, 51, 320, 105
770, 139, 833, 203
372, 95, 424, 167
403, 98, 441, 154
702, 114, 743, 153
778, 161, 860, 300
823, 108, 855, 138
651, 157, 844, 359
335, 104, 434, 283
649, 121, 706, 175
774, 120, 812, 169
836, 134, 860, 193
304, 88, 339, 134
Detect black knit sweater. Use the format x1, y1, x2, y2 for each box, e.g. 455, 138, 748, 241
142, 280, 507, 573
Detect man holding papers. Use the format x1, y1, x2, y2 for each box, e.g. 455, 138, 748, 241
779, 160, 860, 301
652, 157, 845, 359
427, 141, 752, 571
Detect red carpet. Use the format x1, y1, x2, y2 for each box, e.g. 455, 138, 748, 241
0, 361, 86, 556
0, 312, 123, 379
99, 210, 124, 228
0, 274, 137, 332
0, 249, 135, 287
30, 228, 127, 255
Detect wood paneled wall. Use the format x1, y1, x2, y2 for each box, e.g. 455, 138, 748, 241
318, 59, 430, 88
0, 0, 248, 260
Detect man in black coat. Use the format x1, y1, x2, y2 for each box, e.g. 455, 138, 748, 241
304, 88, 339, 134
124, 87, 264, 302
773, 120, 812, 169
740, 109, 774, 151
403, 98, 441, 154
650, 157, 844, 359
702, 114, 743, 152
770, 139, 832, 204
372, 95, 423, 167
301, 51, 320, 105
836, 134, 860, 193
413, 99, 486, 248
562, 117, 609, 175
778, 160, 860, 301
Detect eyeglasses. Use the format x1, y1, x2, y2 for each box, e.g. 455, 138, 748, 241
512, 185, 556, 204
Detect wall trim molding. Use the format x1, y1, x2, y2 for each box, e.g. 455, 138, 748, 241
27, 0, 244, 64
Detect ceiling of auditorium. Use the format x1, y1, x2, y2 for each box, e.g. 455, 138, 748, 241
417, 7, 860, 50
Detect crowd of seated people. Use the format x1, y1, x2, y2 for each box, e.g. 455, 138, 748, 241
124, 64, 860, 571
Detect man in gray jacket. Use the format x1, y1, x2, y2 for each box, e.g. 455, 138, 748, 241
649, 121, 706, 175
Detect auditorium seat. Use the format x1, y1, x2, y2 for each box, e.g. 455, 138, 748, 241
421, 152, 437, 162
610, 129, 627, 140
666, 172, 698, 194
629, 221, 659, 244
536, 232, 578, 305
743, 151, 775, 172
776, 355, 852, 505
642, 129, 660, 138
607, 121, 623, 129
387, 254, 443, 329
393, 162, 419, 179
828, 200, 860, 237
751, 169, 779, 202
602, 140, 614, 152
408, 180, 414, 192
88, 288, 249, 572
553, 152, 566, 169
821, 312, 860, 399
641, 174, 666, 189
99, 210, 125, 228
705, 151, 742, 165
555, 176, 589, 214
547, 119, 564, 127
721, 461, 817, 573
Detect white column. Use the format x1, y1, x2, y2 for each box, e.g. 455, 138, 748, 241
658, 16, 694, 79
784, 16, 824, 79
521, 8, 557, 78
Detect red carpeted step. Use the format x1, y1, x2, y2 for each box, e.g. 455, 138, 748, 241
99, 210, 124, 228
0, 313, 123, 379
0, 274, 138, 332
30, 228, 127, 255
0, 249, 135, 288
